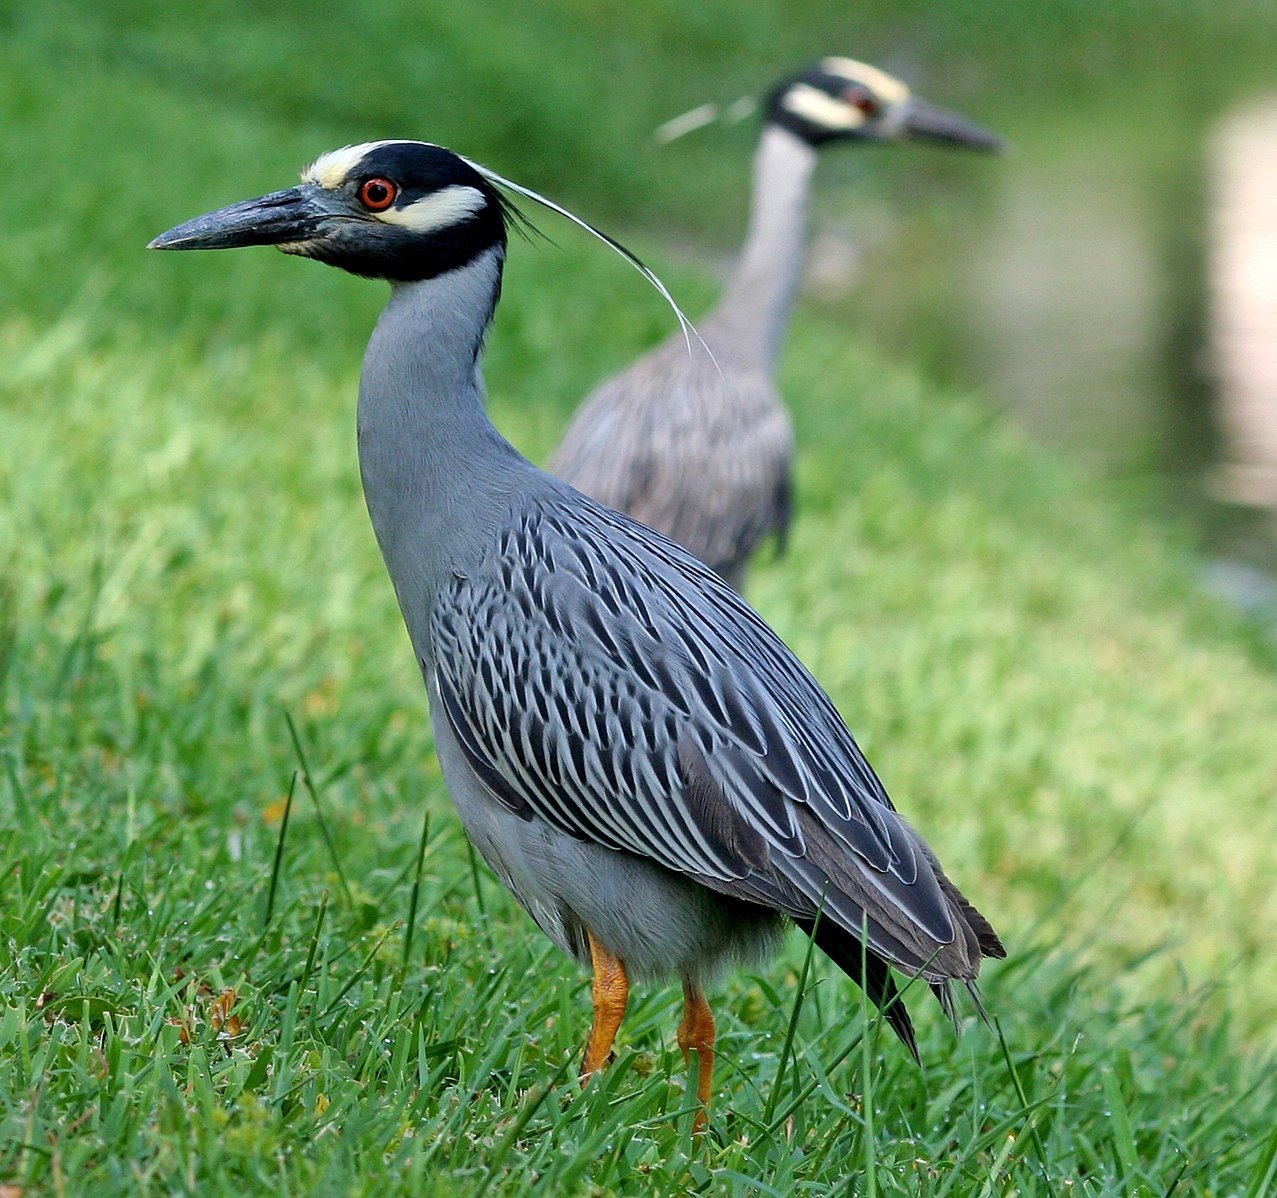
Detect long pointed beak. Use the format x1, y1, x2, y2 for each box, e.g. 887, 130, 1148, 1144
901, 99, 1003, 153
148, 187, 326, 250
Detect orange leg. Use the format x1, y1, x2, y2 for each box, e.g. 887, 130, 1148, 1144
677, 983, 716, 1132
581, 930, 629, 1081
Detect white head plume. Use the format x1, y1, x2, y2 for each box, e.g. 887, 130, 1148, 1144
461, 157, 713, 365
654, 96, 758, 144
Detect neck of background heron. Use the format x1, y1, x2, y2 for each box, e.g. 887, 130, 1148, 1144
356, 246, 525, 625
709, 124, 818, 373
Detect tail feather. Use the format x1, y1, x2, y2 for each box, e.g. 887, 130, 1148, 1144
796, 917, 920, 1063
795, 865, 1004, 1059
930, 981, 955, 1028
922, 848, 1007, 961
964, 980, 993, 1026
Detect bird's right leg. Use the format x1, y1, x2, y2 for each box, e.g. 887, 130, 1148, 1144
581, 930, 629, 1080
677, 982, 716, 1133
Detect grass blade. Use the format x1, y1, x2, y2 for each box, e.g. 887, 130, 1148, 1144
994, 1016, 1053, 1186
284, 710, 354, 908
299, 890, 330, 994
401, 808, 432, 973
859, 924, 877, 1198
1245, 1121, 1277, 1198
764, 893, 825, 1126
1101, 1064, 1141, 1183
473, 1058, 572, 1198
319, 922, 399, 1018
262, 770, 299, 930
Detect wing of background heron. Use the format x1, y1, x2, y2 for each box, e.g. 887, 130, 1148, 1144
551, 352, 793, 582
430, 490, 998, 994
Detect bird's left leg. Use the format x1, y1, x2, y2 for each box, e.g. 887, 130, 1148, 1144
677, 982, 716, 1132
581, 930, 629, 1080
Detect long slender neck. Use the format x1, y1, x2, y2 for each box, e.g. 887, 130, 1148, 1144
708, 124, 819, 373
357, 246, 527, 630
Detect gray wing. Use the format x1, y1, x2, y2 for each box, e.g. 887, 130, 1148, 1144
551, 343, 793, 583
430, 489, 993, 983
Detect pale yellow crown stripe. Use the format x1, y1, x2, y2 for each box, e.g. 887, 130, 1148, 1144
303, 140, 402, 189
821, 57, 912, 106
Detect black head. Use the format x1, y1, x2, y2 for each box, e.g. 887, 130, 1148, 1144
149, 141, 510, 281
764, 57, 1002, 152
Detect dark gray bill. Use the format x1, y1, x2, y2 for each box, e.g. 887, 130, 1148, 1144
148, 187, 326, 250
903, 100, 1003, 153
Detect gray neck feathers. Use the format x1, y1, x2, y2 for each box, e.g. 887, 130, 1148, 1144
708, 125, 818, 373
357, 246, 526, 635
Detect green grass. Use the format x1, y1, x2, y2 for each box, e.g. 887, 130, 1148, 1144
4, 0, 1277, 1192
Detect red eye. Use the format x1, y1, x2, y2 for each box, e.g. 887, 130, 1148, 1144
846, 87, 880, 117
358, 177, 398, 211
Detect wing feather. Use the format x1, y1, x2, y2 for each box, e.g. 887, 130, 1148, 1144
431, 488, 993, 980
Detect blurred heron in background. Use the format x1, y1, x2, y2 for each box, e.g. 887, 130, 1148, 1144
553, 58, 1001, 587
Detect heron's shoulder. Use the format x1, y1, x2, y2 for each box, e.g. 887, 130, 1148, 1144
437, 484, 732, 623
464, 486, 689, 579
464, 491, 793, 677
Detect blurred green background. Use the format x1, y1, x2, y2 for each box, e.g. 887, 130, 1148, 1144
2, 0, 1277, 1192
9, 0, 1277, 561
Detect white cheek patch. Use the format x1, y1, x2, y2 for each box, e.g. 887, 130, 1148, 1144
376, 185, 487, 233
783, 83, 866, 131
821, 57, 911, 106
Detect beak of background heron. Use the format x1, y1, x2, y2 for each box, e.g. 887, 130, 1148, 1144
901, 99, 1004, 153
148, 187, 327, 250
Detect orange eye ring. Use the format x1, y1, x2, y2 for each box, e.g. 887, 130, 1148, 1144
358, 177, 398, 211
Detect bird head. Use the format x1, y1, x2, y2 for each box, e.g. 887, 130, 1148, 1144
765, 58, 1002, 152
148, 141, 511, 281
151, 139, 702, 346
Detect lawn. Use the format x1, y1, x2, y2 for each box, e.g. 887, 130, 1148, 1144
2, 1, 1277, 1193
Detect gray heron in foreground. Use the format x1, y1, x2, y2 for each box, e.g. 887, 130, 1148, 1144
553, 59, 1002, 587
151, 139, 1003, 1129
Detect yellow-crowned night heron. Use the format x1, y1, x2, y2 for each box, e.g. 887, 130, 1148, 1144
552, 59, 1001, 587
151, 139, 1003, 1127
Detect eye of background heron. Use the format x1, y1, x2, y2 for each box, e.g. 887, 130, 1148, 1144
845, 87, 880, 117
357, 177, 399, 211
